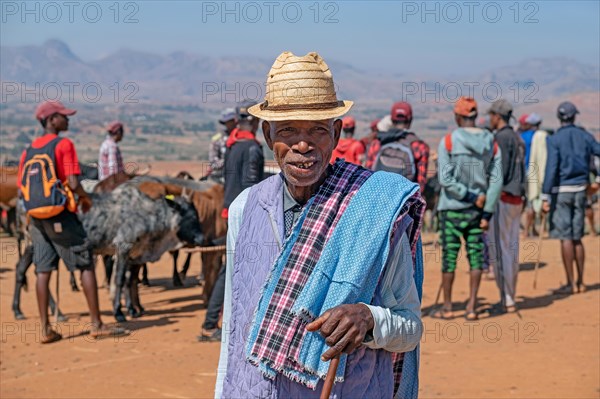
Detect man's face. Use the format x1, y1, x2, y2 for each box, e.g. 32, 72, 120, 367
489, 112, 501, 130
115, 128, 124, 142
263, 119, 341, 188
223, 119, 237, 133
519, 122, 530, 131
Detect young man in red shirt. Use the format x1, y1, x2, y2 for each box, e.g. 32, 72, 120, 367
19, 100, 128, 343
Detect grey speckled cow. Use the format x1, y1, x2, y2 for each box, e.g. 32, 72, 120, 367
80, 183, 204, 322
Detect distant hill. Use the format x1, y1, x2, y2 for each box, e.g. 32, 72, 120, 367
1, 40, 598, 105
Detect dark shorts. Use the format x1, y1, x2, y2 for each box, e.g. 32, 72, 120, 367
30, 210, 93, 273
550, 191, 586, 240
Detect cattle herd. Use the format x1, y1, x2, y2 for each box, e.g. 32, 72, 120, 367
0, 166, 227, 323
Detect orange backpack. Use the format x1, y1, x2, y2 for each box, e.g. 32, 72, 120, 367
20, 137, 76, 219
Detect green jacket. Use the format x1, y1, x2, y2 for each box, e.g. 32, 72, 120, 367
436, 127, 503, 217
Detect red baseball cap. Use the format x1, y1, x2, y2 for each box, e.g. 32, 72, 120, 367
107, 121, 124, 134
518, 114, 529, 125
390, 101, 413, 122
454, 97, 478, 118
342, 116, 356, 129
35, 100, 76, 121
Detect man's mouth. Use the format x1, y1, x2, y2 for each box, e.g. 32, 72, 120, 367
292, 161, 315, 170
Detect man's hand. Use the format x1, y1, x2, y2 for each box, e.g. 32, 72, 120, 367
475, 194, 486, 209
542, 200, 550, 214
480, 219, 489, 231
587, 182, 600, 196
79, 196, 92, 213
305, 304, 374, 361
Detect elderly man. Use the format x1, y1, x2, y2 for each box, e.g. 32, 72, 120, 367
215, 52, 424, 399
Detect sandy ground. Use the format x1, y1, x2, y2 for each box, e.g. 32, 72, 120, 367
1, 163, 598, 398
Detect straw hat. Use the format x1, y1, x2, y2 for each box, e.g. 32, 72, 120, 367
248, 51, 353, 121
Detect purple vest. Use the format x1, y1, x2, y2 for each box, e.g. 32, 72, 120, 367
222, 175, 394, 398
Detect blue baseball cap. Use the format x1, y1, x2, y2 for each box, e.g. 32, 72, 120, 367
557, 101, 579, 119
236, 99, 257, 120
219, 108, 236, 124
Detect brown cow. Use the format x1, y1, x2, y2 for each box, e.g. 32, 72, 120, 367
0, 166, 18, 207
0, 166, 19, 235
169, 171, 198, 287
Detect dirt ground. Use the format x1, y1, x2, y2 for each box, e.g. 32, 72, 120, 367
2, 231, 598, 399
1, 163, 598, 398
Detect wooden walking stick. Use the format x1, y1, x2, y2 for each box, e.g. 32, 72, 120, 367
320, 355, 340, 399
533, 213, 546, 289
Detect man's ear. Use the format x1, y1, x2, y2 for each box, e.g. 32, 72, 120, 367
262, 120, 274, 150
332, 119, 342, 148
47, 114, 57, 129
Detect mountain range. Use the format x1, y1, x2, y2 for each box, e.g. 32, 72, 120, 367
1, 40, 599, 106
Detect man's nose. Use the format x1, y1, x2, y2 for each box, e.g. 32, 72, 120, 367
293, 140, 310, 153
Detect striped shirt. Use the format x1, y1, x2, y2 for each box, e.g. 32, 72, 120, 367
98, 136, 124, 180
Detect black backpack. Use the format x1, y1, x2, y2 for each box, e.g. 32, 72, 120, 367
374, 131, 419, 181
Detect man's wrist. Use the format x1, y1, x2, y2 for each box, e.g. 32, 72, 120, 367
358, 303, 375, 342
462, 191, 478, 204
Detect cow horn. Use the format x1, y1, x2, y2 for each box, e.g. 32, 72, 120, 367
137, 164, 152, 175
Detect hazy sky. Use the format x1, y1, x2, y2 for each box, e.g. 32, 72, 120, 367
2, 1, 599, 74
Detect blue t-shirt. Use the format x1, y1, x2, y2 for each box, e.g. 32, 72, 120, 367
521, 129, 535, 172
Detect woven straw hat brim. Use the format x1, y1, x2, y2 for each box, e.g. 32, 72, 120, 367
248, 100, 353, 121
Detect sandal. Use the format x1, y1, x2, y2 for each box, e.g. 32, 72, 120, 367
577, 283, 587, 293
465, 311, 478, 321
430, 308, 454, 320
197, 328, 222, 342
486, 302, 509, 316
41, 329, 62, 344
552, 284, 574, 295
90, 325, 130, 340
